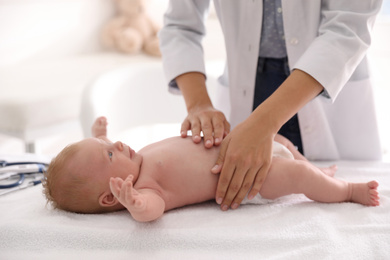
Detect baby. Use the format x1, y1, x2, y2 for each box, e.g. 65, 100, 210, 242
43, 117, 380, 222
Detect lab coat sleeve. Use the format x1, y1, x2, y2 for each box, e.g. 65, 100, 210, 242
291, 0, 382, 102
158, 0, 211, 93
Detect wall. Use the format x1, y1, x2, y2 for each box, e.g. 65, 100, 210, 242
0, 0, 120, 66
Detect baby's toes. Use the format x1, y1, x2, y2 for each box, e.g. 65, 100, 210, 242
368, 180, 379, 189
369, 189, 380, 206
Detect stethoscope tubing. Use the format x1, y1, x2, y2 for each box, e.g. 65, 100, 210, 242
0, 161, 48, 189
0, 160, 49, 167
0, 174, 25, 189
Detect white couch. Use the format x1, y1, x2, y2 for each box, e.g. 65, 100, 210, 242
0, 0, 164, 152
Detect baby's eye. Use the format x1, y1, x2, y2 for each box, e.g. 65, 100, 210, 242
108, 151, 113, 160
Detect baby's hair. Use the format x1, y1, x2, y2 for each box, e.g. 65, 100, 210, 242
42, 141, 116, 214
42, 143, 80, 211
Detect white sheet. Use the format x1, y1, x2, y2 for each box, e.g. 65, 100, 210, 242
1, 160, 389, 259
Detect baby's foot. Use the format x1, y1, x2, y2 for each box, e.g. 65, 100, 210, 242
91, 116, 108, 137
348, 181, 380, 206
320, 164, 337, 177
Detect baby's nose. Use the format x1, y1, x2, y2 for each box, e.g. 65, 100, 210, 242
114, 141, 124, 151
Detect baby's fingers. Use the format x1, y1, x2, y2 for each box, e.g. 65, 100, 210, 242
123, 175, 143, 207
124, 175, 135, 192
124, 178, 133, 205
109, 177, 124, 198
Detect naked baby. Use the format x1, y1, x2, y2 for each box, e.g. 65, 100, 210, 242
43, 117, 380, 222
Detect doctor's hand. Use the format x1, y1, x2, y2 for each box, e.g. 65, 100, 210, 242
211, 118, 274, 211
181, 104, 230, 148
175, 72, 230, 148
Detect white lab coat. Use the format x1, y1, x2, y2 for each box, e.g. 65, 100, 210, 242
159, 0, 383, 160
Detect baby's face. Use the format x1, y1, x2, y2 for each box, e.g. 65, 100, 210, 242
75, 138, 143, 189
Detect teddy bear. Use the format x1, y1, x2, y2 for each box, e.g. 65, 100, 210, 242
101, 0, 161, 56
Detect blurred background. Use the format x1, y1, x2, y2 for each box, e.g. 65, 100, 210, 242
0, 0, 389, 161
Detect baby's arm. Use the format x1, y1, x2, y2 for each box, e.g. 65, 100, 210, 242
92, 116, 115, 144
110, 175, 165, 222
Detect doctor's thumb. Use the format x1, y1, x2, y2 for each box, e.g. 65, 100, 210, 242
211, 164, 222, 174
211, 138, 230, 174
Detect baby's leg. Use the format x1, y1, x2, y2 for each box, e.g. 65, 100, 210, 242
259, 158, 379, 206
91, 116, 108, 137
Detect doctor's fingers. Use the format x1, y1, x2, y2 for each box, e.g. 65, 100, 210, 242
180, 119, 190, 137
218, 164, 249, 211
211, 115, 230, 146
200, 117, 214, 148
181, 118, 202, 144
215, 163, 235, 208
211, 136, 230, 174
198, 113, 229, 148
214, 142, 248, 209
247, 162, 271, 200
230, 167, 260, 209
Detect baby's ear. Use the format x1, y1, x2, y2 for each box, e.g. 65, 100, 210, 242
99, 191, 119, 207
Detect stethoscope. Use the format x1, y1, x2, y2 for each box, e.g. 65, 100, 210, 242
0, 160, 48, 195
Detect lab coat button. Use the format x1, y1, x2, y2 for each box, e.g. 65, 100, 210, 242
290, 38, 299, 45
277, 7, 282, 13
304, 126, 312, 133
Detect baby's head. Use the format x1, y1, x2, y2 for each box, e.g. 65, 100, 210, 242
43, 137, 142, 214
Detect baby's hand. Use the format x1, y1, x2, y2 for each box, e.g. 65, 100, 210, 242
91, 116, 108, 137
109, 175, 144, 210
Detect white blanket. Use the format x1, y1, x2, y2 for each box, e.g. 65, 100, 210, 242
1, 160, 389, 259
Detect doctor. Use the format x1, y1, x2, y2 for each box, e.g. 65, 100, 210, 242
159, 0, 383, 211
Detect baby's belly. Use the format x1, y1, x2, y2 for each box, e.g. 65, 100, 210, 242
163, 173, 219, 210
156, 151, 220, 210
139, 136, 221, 211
